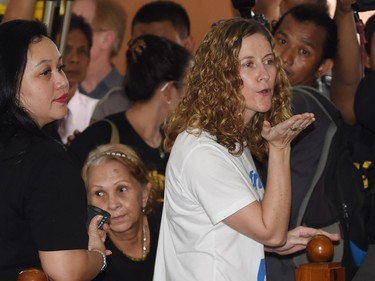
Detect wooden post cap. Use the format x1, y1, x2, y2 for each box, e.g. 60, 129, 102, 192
306, 234, 334, 263
17, 268, 48, 281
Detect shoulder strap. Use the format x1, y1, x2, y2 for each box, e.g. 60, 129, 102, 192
293, 86, 338, 226
292, 86, 345, 266
102, 119, 120, 144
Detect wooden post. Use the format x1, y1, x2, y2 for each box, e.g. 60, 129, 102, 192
295, 234, 345, 281
296, 262, 345, 281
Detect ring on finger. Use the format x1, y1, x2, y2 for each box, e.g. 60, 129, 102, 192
290, 126, 303, 132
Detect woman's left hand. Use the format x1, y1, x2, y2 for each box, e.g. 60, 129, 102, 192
265, 226, 341, 256
261, 112, 315, 150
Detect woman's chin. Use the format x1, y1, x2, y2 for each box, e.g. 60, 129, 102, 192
53, 108, 69, 121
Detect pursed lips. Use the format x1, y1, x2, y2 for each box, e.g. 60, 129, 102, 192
257, 88, 272, 95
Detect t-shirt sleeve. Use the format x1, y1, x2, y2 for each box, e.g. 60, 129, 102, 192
180, 144, 258, 225
25, 143, 89, 251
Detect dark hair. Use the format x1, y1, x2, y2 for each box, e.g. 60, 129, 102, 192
68, 13, 93, 51
315, 0, 328, 9
273, 4, 338, 61
124, 34, 192, 102
0, 20, 48, 141
365, 14, 375, 55
280, 0, 328, 15
131, 1, 190, 39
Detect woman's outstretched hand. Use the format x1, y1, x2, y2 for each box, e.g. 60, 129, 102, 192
261, 113, 315, 149
265, 226, 340, 256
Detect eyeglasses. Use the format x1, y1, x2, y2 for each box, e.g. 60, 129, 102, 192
161, 81, 187, 92
172, 81, 187, 89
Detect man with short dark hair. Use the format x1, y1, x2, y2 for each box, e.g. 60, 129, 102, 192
131, 1, 194, 53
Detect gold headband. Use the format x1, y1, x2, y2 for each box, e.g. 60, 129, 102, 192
105, 151, 133, 162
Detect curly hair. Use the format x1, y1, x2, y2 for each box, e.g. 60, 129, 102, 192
82, 143, 162, 214
164, 18, 291, 160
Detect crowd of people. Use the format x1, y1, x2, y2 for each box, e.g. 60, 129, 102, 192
0, 0, 374, 280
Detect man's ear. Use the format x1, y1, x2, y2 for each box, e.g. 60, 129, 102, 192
182, 35, 195, 54
315, 58, 334, 79
102, 30, 116, 51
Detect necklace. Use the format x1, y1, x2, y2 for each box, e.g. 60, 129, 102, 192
159, 127, 166, 159
121, 223, 149, 262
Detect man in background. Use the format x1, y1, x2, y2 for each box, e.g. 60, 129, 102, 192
56, 14, 98, 144
72, 0, 126, 100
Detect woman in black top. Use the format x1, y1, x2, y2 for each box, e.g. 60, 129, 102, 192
68, 35, 192, 191
82, 143, 163, 281
0, 20, 107, 280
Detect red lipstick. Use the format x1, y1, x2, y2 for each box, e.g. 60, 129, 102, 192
54, 93, 68, 103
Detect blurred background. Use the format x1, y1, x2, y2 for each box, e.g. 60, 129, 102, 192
0, 0, 374, 75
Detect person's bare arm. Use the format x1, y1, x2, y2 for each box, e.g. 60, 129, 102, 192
330, 0, 363, 125
39, 250, 104, 281
1, 0, 37, 23
265, 226, 340, 255
224, 113, 315, 247
39, 215, 109, 281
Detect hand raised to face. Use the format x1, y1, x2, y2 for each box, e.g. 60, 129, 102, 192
261, 112, 315, 150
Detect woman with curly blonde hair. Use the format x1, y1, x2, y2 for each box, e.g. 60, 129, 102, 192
82, 143, 163, 281
164, 18, 292, 160
154, 18, 317, 281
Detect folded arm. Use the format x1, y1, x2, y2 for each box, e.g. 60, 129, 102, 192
265, 226, 341, 255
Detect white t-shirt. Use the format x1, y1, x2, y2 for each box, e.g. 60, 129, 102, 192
154, 130, 266, 281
